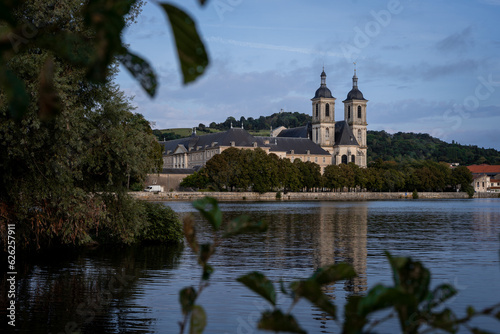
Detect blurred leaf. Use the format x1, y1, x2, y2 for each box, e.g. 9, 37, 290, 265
358, 284, 413, 317
189, 305, 207, 334
425, 284, 457, 310
386, 251, 430, 303
38, 57, 61, 120
495, 310, 500, 320
343, 295, 368, 334
179, 287, 197, 315
192, 197, 222, 230
160, 3, 209, 84
202, 264, 213, 281
279, 279, 289, 296
258, 310, 306, 334
183, 215, 199, 253
429, 308, 458, 333
39, 31, 92, 67
290, 280, 336, 318
117, 49, 157, 97
83, 0, 133, 83
199, 243, 215, 264
311, 263, 356, 285
0, 66, 29, 119
467, 306, 476, 317
197, 0, 209, 6
224, 215, 268, 237
237, 272, 276, 306
470, 329, 495, 334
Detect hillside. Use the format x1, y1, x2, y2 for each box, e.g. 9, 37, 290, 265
154, 112, 500, 165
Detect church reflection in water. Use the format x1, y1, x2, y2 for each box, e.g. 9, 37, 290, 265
313, 203, 368, 295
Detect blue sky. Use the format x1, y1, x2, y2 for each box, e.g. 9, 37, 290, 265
116, 0, 500, 150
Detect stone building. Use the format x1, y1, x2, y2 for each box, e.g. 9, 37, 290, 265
160, 69, 369, 182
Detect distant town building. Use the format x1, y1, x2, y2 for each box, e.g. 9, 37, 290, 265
159, 69, 369, 188
467, 164, 500, 192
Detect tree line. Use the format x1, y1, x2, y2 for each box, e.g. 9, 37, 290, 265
180, 148, 474, 195
157, 112, 500, 166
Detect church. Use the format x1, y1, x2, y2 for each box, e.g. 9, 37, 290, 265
161, 69, 368, 174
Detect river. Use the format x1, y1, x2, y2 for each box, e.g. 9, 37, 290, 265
2, 199, 500, 333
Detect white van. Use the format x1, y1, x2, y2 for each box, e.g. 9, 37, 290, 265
144, 185, 163, 192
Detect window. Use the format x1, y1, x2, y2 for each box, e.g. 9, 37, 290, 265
348, 106, 351, 119
326, 127, 329, 138
358, 106, 362, 119
325, 103, 330, 117
351, 155, 355, 163
316, 130, 318, 142
341, 155, 348, 164
315, 104, 319, 118
315, 157, 318, 162
357, 129, 362, 143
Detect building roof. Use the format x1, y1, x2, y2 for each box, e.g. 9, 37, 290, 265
276, 123, 311, 138
467, 164, 500, 175
334, 121, 359, 146
257, 137, 331, 155
162, 128, 257, 154
314, 86, 334, 99
345, 87, 366, 101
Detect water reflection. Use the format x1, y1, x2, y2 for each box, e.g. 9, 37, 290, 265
1, 244, 183, 334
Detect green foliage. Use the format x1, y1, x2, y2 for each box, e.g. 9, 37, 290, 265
191, 147, 321, 193
139, 202, 183, 244
237, 272, 277, 306
413, 189, 419, 199
367, 130, 500, 165
0, 0, 208, 250
178, 197, 267, 333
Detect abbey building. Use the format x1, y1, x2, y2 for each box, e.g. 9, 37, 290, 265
161, 69, 368, 173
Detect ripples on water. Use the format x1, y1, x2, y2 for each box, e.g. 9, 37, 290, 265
2, 199, 499, 333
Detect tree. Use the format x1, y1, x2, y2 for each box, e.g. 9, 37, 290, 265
0, 0, 188, 249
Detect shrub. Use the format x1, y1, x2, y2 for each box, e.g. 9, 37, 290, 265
412, 189, 419, 199
276, 191, 282, 200
139, 202, 183, 244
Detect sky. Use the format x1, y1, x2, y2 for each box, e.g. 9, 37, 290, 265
116, 0, 500, 150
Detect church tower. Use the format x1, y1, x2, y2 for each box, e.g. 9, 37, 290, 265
311, 69, 336, 152
343, 68, 368, 167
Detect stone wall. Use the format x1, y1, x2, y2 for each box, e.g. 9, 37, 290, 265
129, 191, 488, 202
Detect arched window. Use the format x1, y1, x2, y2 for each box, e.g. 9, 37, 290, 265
341, 155, 348, 164
325, 103, 330, 117
326, 127, 329, 138
347, 106, 351, 119
351, 155, 355, 163
315, 104, 319, 118
357, 129, 362, 143
358, 105, 362, 119
315, 130, 318, 142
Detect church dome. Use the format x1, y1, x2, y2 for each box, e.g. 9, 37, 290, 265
314, 86, 333, 98
346, 87, 365, 100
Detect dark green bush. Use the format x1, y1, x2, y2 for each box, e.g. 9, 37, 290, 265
139, 202, 183, 244
412, 189, 419, 199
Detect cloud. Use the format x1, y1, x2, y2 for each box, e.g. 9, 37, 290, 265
435, 26, 475, 53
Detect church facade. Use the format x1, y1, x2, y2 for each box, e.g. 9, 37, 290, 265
161, 69, 368, 173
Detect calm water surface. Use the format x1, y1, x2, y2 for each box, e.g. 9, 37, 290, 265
2, 199, 500, 333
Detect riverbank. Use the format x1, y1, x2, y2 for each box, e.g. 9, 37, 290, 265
129, 191, 498, 202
